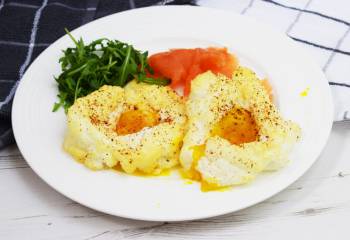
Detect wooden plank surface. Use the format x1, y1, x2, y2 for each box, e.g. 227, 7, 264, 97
0, 122, 349, 240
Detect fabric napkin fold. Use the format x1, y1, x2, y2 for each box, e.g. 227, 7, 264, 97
1, 0, 349, 150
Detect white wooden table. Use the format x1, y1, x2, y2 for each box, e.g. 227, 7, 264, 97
0, 122, 349, 240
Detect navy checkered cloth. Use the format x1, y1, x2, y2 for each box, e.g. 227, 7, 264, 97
1, 0, 350, 150
0, 0, 195, 149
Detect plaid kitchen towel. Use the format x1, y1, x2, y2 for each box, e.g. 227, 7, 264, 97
198, 0, 350, 121
0, 0, 195, 149
0, 0, 349, 150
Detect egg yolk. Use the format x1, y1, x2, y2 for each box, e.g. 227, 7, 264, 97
212, 106, 259, 145
180, 145, 227, 191
181, 106, 259, 191
116, 108, 160, 135
180, 144, 205, 181
200, 180, 230, 192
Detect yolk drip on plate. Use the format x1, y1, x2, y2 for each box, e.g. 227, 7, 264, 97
116, 108, 160, 135
300, 87, 310, 97
182, 106, 259, 191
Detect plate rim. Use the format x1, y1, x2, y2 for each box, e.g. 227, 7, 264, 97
11, 5, 334, 222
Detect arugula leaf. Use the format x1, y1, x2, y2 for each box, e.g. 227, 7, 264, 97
53, 28, 170, 112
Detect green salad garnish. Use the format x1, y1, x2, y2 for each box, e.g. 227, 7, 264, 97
53, 28, 169, 112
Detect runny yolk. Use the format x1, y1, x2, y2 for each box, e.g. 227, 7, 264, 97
200, 180, 230, 192
212, 106, 259, 145
180, 144, 205, 181
116, 108, 160, 135
181, 106, 259, 191
181, 145, 229, 192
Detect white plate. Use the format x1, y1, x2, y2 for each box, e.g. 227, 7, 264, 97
12, 6, 333, 221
